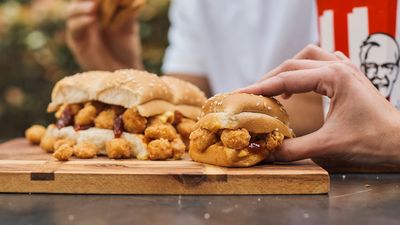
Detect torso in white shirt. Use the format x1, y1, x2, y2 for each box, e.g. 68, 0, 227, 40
162, 0, 318, 94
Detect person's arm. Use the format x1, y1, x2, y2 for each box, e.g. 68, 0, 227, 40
239, 45, 400, 172
161, 1, 211, 95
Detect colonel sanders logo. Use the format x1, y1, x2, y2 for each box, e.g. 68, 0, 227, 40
360, 33, 400, 98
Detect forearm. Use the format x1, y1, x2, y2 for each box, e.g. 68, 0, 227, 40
165, 74, 212, 97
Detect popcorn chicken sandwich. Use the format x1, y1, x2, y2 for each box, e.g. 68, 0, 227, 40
189, 93, 294, 167
26, 69, 206, 161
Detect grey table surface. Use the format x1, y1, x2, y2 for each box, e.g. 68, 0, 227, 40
0, 174, 399, 225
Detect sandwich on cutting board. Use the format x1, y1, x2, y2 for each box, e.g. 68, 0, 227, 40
25, 69, 206, 161
189, 93, 294, 167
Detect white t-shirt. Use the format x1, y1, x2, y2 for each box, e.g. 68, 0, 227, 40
162, 0, 318, 94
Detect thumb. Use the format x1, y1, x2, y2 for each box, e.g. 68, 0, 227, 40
273, 130, 328, 162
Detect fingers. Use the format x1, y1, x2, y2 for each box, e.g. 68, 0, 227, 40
67, 15, 97, 40
67, 1, 97, 19
273, 130, 328, 161
66, 1, 98, 40
294, 44, 338, 61
257, 59, 334, 83
240, 66, 340, 97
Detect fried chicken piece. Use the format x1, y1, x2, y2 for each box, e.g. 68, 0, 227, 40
53, 138, 76, 150
74, 102, 99, 126
144, 123, 177, 141
122, 108, 147, 134
105, 138, 132, 159
189, 128, 217, 152
147, 138, 173, 160
94, 106, 123, 129
171, 137, 185, 159
25, 125, 46, 145
53, 144, 73, 161
220, 128, 251, 150
265, 131, 284, 152
40, 135, 57, 153
176, 118, 196, 139
73, 142, 99, 159
55, 103, 82, 119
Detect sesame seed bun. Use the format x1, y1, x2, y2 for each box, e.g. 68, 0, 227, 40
47, 69, 173, 113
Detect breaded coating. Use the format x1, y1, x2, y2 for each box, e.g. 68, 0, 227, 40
171, 137, 185, 159
152, 111, 174, 124
148, 139, 173, 160
122, 108, 147, 134
40, 135, 56, 153
189, 128, 217, 152
73, 142, 99, 159
220, 128, 251, 150
176, 118, 196, 139
94, 107, 119, 129
74, 102, 98, 126
144, 123, 177, 141
265, 131, 284, 152
53, 138, 76, 150
25, 125, 46, 145
55, 103, 82, 119
53, 144, 73, 161
105, 138, 132, 159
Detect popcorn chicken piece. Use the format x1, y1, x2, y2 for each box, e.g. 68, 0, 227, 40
176, 118, 196, 139
74, 102, 98, 126
189, 128, 217, 152
265, 131, 284, 152
122, 108, 147, 134
73, 142, 99, 159
144, 123, 177, 141
171, 137, 185, 159
53, 138, 76, 150
55, 103, 82, 119
40, 135, 57, 153
220, 128, 251, 150
147, 139, 173, 160
105, 138, 132, 159
94, 106, 123, 129
53, 144, 73, 161
25, 125, 46, 145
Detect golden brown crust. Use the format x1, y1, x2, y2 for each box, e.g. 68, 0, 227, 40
105, 138, 132, 159
53, 144, 73, 161
161, 76, 207, 107
25, 125, 46, 145
189, 142, 268, 167
201, 93, 289, 125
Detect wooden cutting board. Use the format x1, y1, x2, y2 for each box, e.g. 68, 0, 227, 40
0, 138, 329, 195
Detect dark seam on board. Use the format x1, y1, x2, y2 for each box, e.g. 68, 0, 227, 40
31, 172, 55, 181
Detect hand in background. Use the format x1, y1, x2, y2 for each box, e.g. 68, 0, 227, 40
239, 45, 400, 171
66, 0, 143, 71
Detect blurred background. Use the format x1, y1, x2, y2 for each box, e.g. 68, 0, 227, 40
0, 0, 170, 140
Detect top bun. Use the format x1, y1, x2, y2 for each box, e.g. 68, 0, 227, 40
201, 93, 289, 126
161, 76, 207, 107
47, 70, 173, 112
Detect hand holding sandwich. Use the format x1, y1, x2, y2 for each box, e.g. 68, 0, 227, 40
66, 0, 144, 70
239, 45, 400, 171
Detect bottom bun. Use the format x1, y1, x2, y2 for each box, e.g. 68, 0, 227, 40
189, 142, 269, 167
44, 125, 148, 159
